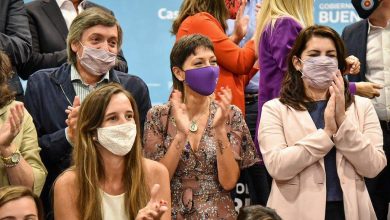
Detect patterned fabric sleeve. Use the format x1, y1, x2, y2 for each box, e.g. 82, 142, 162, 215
227, 105, 260, 169
142, 105, 169, 161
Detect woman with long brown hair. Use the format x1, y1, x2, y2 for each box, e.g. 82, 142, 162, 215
54, 84, 171, 220
258, 25, 386, 220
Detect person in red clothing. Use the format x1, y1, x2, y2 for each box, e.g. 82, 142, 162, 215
172, 0, 257, 113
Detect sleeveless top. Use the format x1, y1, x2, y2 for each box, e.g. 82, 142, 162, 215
101, 190, 127, 220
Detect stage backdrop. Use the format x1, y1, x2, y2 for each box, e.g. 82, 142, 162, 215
24, 0, 360, 105
24, 0, 361, 210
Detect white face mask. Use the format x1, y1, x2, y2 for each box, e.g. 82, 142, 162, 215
97, 122, 137, 156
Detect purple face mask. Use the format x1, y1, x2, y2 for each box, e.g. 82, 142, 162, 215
300, 56, 338, 90
184, 66, 219, 96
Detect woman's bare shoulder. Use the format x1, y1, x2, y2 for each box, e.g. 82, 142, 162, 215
54, 169, 77, 194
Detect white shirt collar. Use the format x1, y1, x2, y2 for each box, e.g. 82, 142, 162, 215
56, 0, 86, 9
368, 19, 390, 34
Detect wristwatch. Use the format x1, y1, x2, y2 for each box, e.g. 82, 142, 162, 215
1, 151, 21, 168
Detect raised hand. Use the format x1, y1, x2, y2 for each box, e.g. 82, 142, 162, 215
0, 103, 24, 148
255, 2, 262, 13
170, 90, 190, 137
230, 0, 249, 44
332, 71, 346, 127
65, 96, 80, 143
136, 184, 168, 220
324, 87, 337, 138
345, 55, 361, 75
213, 87, 232, 130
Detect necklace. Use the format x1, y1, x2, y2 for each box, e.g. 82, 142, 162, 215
188, 101, 210, 133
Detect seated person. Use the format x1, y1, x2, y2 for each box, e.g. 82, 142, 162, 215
0, 185, 44, 220
24, 7, 151, 218
54, 84, 171, 220
0, 51, 47, 196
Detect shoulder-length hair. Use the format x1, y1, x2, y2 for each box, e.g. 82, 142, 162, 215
0, 186, 44, 220
279, 25, 354, 111
0, 51, 15, 109
170, 34, 215, 100
73, 83, 149, 220
254, 0, 314, 55
172, 0, 229, 34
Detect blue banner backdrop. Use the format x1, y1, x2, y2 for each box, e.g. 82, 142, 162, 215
23, 0, 361, 210
24, 0, 360, 105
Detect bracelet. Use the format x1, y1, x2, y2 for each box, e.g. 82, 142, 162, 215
2, 162, 18, 168
1, 150, 21, 168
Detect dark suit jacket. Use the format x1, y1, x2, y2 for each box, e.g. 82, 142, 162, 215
0, 0, 32, 96
25, 63, 151, 219
341, 19, 369, 83
20, 0, 128, 79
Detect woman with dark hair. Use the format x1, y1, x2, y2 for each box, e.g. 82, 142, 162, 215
54, 84, 170, 220
0, 185, 44, 220
258, 25, 387, 220
172, 0, 257, 113
143, 34, 259, 219
0, 51, 47, 195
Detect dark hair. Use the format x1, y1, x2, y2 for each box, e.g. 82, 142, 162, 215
170, 34, 214, 97
0, 51, 15, 109
237, 205, 282, 220
172, 0, 229, 34
280, 25, 354, 111
0, 186, 44, 220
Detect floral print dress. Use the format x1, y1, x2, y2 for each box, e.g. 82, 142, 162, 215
143, 101, 259, 219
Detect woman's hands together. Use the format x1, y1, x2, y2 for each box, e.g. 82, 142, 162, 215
324, 71, 346, 137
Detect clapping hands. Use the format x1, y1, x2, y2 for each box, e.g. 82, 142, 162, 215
230, 0, 249, 44
65, 96, 80, 144
324, 71, 346, 137
213, 87, 232, 130
0, 103, 24, 148
170, 90, 190, 138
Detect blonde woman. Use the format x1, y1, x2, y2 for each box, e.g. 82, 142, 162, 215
54, 84, 171, 220
254, 0, 314, 120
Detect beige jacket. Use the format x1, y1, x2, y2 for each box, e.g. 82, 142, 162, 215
259, 96, 387, 220
0, 101, 47, 195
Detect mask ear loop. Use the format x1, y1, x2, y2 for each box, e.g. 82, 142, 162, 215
295, 56, 304, 76
179, 68, 188, 105
77, 41, 85, 60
